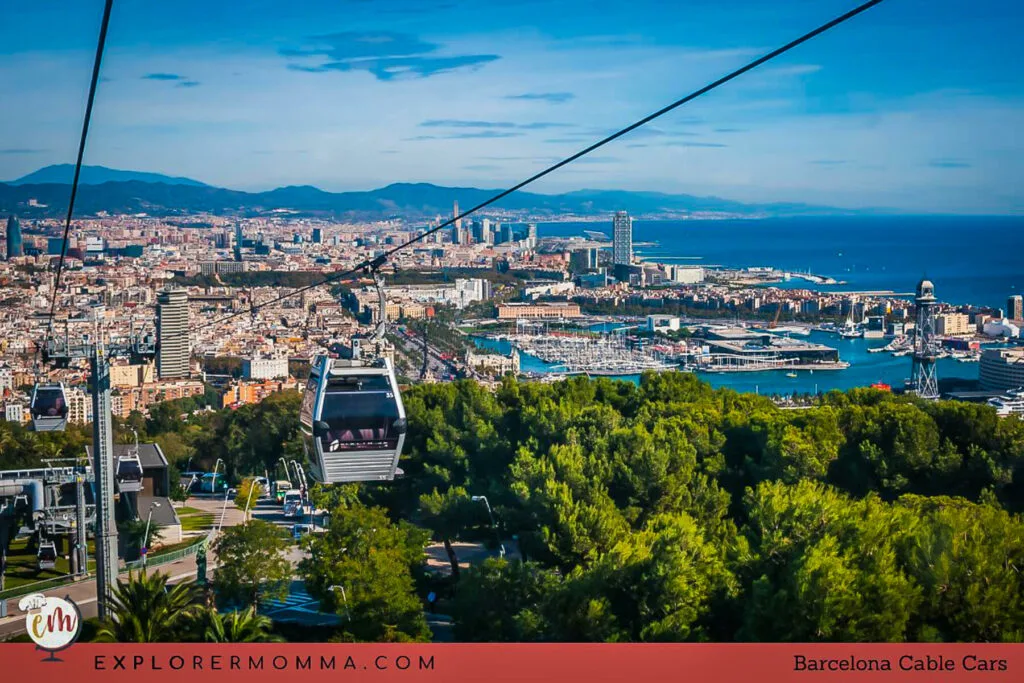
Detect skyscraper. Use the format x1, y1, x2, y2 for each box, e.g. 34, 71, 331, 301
526, 223, 538, 250
234, 222, 244, 262
157, 288, 190, 379
1008, 294, 1023, 321
612, 211, 632, 266
5, 216, 23, 260
499, 223, 513, 244
312, 227, 323, 244
453, 200, 462, 232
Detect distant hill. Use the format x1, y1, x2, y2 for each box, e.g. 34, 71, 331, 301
8, 164, 209, 187
0, 166, 856, 219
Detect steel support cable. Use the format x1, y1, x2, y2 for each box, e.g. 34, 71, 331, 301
172, 0, 886, 344
39, 0, 115, 365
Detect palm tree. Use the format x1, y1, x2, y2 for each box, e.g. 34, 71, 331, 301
188, 606, 282, 643
118, 519, 162, 561
95, 571, 199, 642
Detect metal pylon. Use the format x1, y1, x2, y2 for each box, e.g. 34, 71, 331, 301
90, 347, 118, 619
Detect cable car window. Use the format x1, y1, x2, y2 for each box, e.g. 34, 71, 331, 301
326, 375, 391, 392
319, 391, 400, 452
33, 387, 68, 418
118, 458, 143, 480
299, 376, 317, 426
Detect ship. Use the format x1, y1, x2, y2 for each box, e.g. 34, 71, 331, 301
837, 314, 863, 339
988, 388, 1024, 417
786, 372, 798, 378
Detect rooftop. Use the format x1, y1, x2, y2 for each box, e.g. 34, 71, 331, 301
84, 442, 168, 469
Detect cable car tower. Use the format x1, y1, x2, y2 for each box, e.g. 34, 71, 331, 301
300, 258, 407, 484
910, 278, 940, 400
40, 311, 157, 618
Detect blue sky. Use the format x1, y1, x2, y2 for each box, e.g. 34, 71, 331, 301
1, 0, 1021, 213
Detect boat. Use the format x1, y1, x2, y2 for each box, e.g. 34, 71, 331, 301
785, 372, 798, 378
988, 388, 1024, 417
838, 314, 863, 339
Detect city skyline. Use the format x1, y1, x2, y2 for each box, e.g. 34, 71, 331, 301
1, 0, 1022, 214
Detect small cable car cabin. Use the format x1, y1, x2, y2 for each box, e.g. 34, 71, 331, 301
116, 453, 144, 493
299, 354, 407, 484
37, 540, 58, 571
30, 382, 69, 432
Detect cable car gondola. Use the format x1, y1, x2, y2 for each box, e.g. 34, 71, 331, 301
37, 540, 58, 571
116, 453, 144, 492
300, 353, 407, 484
30, 382, 69, 432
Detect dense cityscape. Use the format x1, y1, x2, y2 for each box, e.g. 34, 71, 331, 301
1, 206, 1021, 428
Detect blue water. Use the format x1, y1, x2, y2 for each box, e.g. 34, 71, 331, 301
538, 216, 1024, 309
474, 333, 997, 395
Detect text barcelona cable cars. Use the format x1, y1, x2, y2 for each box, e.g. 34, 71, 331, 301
30, 382, 69, 432
116, 452, 144, 493
299, 352, 407, 484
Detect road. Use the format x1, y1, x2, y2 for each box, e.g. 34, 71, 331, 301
393, 331, 450, 379
0, 548, 209, 640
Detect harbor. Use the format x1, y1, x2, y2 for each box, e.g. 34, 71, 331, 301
471, 319, 993, 395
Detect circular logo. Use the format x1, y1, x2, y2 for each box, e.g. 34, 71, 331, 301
18, 594, 81, 651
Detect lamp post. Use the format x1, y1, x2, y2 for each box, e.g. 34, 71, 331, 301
471, 495, 505, 558
142, 501, 161, 568
217, 487, 234, 533
211, 458, 225, 495
242, 479, 258, 523
329, 584, 350, 621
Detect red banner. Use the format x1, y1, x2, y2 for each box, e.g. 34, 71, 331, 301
0, 644, 1020, 682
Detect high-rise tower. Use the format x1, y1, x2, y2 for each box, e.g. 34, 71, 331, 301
910, 278, 939, 399
1008, 294, 1023, 322
157, 288, 190, 379
5, 215, 23, 259
526, 223, 538, 250
234, 222, 244, 262
612, 211, 632, 266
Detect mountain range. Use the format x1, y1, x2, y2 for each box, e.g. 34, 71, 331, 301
10, 164, 209, 187
0, 165, 857, 220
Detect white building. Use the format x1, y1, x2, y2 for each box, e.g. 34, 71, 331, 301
980, 347, 1024, 392
67, 387, 93, 425
453, 278, 491, 308
0, 367, 12, 393
647, 315, 681, 333
665, 265, 705, 284
983, 318, 1021, 339
242, 357, 290, 380
525, 281, 576, 300
5, 404, 24, 423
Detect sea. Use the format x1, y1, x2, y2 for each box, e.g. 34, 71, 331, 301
480, 216, 1024, 394
537, 216, 1023, 310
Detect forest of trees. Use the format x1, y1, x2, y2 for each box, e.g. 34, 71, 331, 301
3, 372, 1023, 641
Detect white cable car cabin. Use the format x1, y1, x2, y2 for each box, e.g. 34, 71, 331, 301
300, 354, 407, 484
116, 453, 144, 493
30, 382, 69, 432
37, 540, 58, 571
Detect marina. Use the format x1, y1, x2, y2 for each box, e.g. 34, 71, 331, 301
472, 323, 996, 396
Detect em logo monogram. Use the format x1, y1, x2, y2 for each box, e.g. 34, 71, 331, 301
18, 593, 82, 661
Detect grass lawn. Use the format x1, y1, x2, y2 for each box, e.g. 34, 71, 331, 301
179, 512, 215, 531
175, 506, 204, 516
